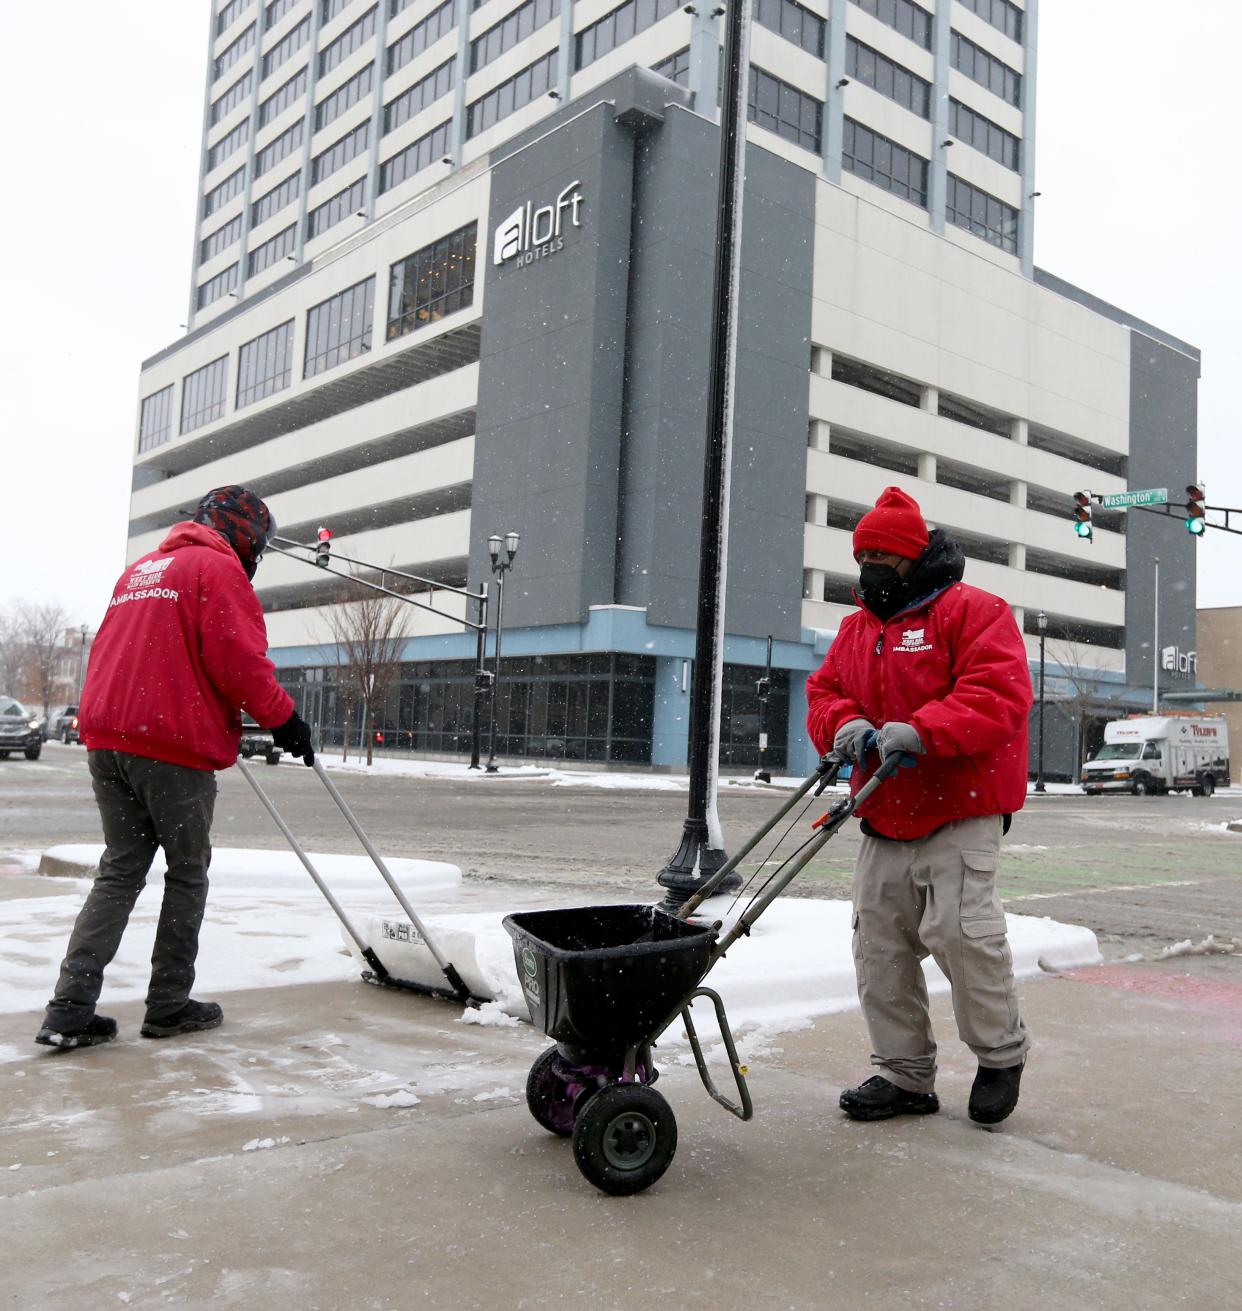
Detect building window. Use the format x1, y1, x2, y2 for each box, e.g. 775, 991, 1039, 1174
306, 176, 367, 239
316, 62, 374, 130
254, 119, 305, 176
252, 171, 301, 225
237, 320, 294, 408
137, 385, 174, 453
957, 0, 1022, 44
390, 0, 417, 15
950, 30, 1021, 106
304, 276, 375, 377
383, 58, 454, 134
215, 22, 256, 80
748, 66, 822, 153
379, 119, 451, 192
945, 173, 1018, 252
217, 0, 255, 38
848, 0, 932, 51
471, 0, 560, 73
842, 117, 928, 206
322, 0, 354, 19
203, 165, 247, 217
265, 0, 300, 28
949, 98, 1019, 170
196, 262, 240, 309
207, 118, 251, 171
320, 4, 378, 75
465, 51, 556, 138
846, 36, 931, 118
575, 0, 681, 70
180, 356, 230, 433
201, 213, 244, 263
386, 0, 456, 76
258, 65, 307, 126
755, 0, 825, 59
311, 120, 369, 183
387, 223, 477, 340
247, 222, 297, 275
262, 15, 311, 78
210, 69, 254, 125
651, 46, 689, 85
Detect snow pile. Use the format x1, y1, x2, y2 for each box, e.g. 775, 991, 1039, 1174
1155, 935, 1239, 960
242, 1136, 290, 1151
361, 1089, 421, 1109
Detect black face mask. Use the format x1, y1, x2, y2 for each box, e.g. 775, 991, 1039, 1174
857, 562, 907, 619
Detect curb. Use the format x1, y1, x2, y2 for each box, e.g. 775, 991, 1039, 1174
36, 853, 98, 879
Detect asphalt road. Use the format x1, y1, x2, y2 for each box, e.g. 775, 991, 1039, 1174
4, 742, 1241, 956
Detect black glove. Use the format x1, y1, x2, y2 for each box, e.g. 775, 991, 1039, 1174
271, 711, 315, 767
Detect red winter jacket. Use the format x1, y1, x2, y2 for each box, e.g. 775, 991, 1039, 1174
79, 523, 295, 771
806, 579, 1033, 839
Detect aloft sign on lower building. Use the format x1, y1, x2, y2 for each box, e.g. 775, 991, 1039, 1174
493, 180, 584, 268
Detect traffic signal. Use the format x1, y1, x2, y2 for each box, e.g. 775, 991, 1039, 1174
1073, 492, 1093, 542
315, 527, 332, 567
1185, 484, 1206, 536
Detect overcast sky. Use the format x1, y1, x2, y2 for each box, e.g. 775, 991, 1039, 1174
2, 0, 1239, 632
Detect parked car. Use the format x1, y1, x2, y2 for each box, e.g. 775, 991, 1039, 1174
239, 716, 282, 765
0, 696, 44, 760
47, 705, 80, 743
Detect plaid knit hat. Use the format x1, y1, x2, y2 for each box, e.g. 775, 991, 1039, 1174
852, 486, 929, 561
193, 486, 275, 580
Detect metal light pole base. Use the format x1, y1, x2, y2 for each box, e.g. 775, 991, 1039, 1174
1033, 781, 1046, 793
656, 820, 742, 911
753, 769, 771, 784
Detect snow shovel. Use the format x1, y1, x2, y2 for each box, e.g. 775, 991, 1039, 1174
235, 756, 486, 1006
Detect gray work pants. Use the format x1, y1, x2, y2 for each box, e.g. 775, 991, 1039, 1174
851, 815, 1030, 1094
44, 750, 217, 1028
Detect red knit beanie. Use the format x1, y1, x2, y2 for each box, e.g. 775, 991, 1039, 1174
852, 487, 929, 560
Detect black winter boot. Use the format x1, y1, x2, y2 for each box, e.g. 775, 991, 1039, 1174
839, 1075, 939, 1121
969, 1062, 1024, 1124
35, 1014, 118, 1049
141, 1000, 223, 1039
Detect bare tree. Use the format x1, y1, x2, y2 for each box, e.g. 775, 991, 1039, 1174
1048, 638, 1111, 770
0, 607, 27, 697
318, 574, 410, 767
12, 602, 71, 717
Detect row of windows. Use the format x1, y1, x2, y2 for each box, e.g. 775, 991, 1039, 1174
210, 68, 253, 125
846, 34, 930, 118
755, 0, 824, 59
842, 116, 928, 206
312, 119, 370, 183
247, 222, 297, 275
262, 14, 311, 78
266, 0, 300, 28
387, 0, 457, 76
323, 0, 354, 20
949, 97, 1019, 170
387, 222, 477, 340
576, 0, 680, 71
255, 118, 305, 176
379, 118, 451, 192
307, 176, 368, 239
215, 22, 256, 80
305, 276, 376, 376
316, 61, 373, 130
204, 165, 246, 217
253, 170, 301, 225
945, 172, 1018, 252
950, 30, 1021, 106
321, 4, 378, 75
137, 384, 174, 453
466, 49, 556, 138
651, 46, 689, 85
201, 213, 244, 263
259, 64, 307, 127
390, 0, 418, 15
471, 0, 560, 73
237, 319, 295, 408
384, 57, 454, 133
217, 0, 254, 38
196, 262, 240, 309
849, 0, 931, 51
749, 66, 822, 154
958, 0, 1023, 44
207, 117, 250, 171
181, 356, 230, 433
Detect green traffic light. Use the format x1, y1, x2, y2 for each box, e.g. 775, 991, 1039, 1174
1186, 517, 1206, 536
1074, 521, 1093, 538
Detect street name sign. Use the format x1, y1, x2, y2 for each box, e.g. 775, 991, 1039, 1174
1100, 488, 1168, 508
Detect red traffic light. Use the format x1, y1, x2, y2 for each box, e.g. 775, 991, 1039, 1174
315, 526, 333, 568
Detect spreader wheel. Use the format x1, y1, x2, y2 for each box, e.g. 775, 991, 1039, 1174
525, 1046, 578, 1137
572, 1084, 677, 1196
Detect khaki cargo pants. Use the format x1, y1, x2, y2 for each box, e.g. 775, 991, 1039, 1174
851, 814, 1029, 1094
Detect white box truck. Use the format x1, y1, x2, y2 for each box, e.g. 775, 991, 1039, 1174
1080, 716, 1229, 797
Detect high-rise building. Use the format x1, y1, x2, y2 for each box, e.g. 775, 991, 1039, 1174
130, 0, 1200, 778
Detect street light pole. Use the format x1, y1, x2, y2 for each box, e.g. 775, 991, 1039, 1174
1034, 610, 1047, 793
469, 583, 490, 769
1152, 555, 1160, 714
485, 532, 519, 774
76, 625, 89, 701
754, 634, 772, 784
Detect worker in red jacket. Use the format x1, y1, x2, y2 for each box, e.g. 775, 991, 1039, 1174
36, 487, 315, 1049
807, 487, 1033, 1125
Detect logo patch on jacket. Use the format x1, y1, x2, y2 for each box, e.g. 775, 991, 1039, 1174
126, 557, 174, 588
895, 627, 932, 653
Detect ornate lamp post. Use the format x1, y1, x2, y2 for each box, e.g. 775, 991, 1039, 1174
485, 531, 519, 773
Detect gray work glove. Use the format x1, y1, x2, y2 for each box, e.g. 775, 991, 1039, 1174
874, 721, 925, 764
832, 718, 876, 764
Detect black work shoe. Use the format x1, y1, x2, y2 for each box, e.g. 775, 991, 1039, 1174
839, 1075, 939, 1121
969, 1062, 1024, 1125
141, 1000, 223, 1039
35, 1015, 118, 1049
